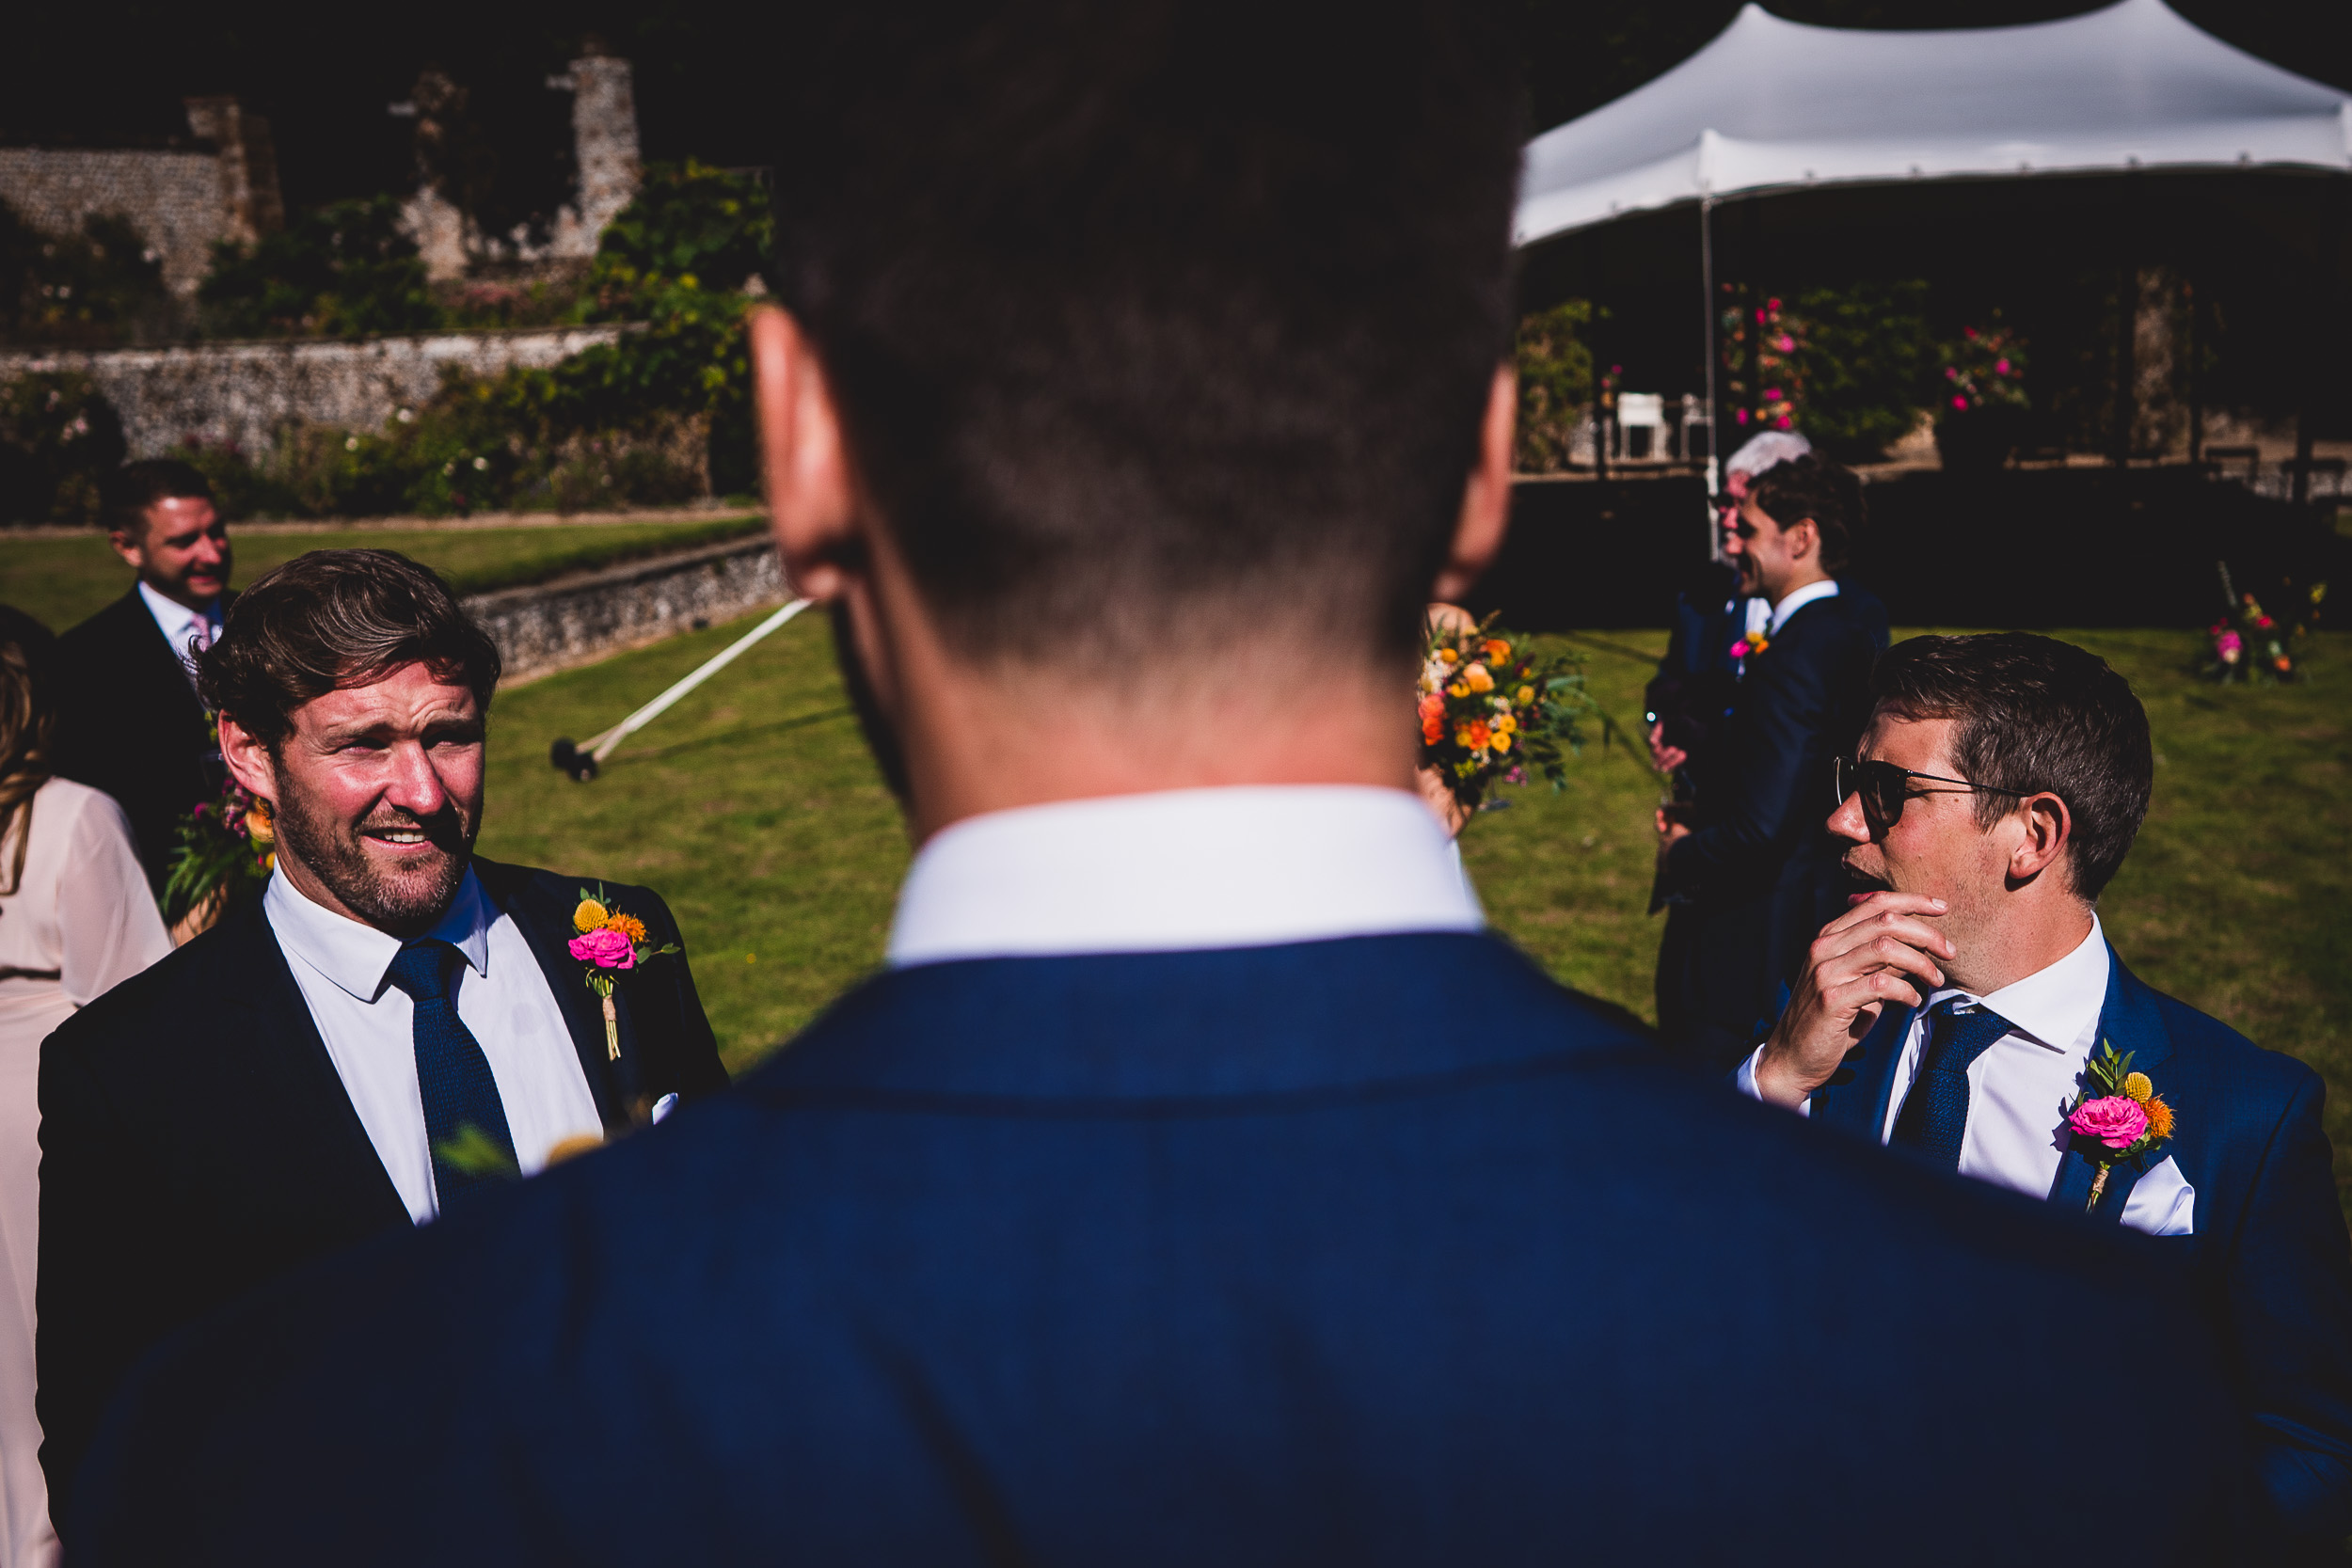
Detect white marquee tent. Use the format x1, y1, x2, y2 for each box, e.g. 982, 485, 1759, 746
1516, 0, 2352, 246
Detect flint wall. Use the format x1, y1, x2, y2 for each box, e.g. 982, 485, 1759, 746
0, 325, 628, 458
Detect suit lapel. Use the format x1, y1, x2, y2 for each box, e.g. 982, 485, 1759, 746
475, 861, 633, 1134
1808, 1002, 1915, 1141
2045, 943, 2175, 1220
223, 902, 411, 1228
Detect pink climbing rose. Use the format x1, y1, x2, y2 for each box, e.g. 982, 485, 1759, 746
568, 927, 637, 970
2067, 1093, 2148, 1150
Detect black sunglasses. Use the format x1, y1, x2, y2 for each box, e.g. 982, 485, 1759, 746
1835, 756, 2033, 827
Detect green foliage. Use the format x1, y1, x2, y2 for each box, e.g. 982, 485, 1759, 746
0, 372, 127, 525
1514, 301, 1596, 472
589, 162, 771, 294
198, 197, 439, 339
1938, 322, 2029, 416
1787, 281, 1936, 462
0, 201, 173, 347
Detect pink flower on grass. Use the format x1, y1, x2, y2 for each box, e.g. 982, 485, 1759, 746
2068, 1094, 2148, 1149
568, 927, 637, 970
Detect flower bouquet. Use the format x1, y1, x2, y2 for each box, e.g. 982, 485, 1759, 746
1417, 613, 1610, 816
2203, 562, 2320, 684
161, 768, 275, 930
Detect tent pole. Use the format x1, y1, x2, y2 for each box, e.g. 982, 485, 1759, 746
1700, 195, 1722, 562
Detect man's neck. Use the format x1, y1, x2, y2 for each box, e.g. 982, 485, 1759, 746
1949, 898, 2096, 997
139, 577, 216, 615
1763, 565, 1833, 613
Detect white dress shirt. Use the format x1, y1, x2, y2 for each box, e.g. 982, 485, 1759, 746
888, 785, 1484, 967
136, 580, 222, 688
1739, 916, 2195, 1235
265, 867, 607, 1222
1741, 577, 1840, 641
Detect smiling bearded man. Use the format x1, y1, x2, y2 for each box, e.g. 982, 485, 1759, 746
33, 549, 727, 1541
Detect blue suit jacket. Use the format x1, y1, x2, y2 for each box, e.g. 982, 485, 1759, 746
1813, 944, 2352, 1542
1654, 584, 1889, 1061
73, 934, 2238, 1564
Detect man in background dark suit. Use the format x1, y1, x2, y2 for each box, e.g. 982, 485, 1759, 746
39, 550, 727, 1534
1653, 454, 1888, 1073
71, 8, 2234, 1563
53, 459, 233, 899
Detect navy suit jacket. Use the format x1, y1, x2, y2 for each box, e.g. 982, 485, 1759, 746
72, 934, 2237, 1564
37, 859, 728, 1530
1655, 583, 1888, 1063
1813, 945, 2352, 1542
52, 588, 231, 894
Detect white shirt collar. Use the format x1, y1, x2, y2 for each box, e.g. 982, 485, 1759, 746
886, 785, 1483, 968
136, 579, 221, 649
1923, 914, 2108, 1054
1767, 577, 1840, 637
264, 864, 496, 1001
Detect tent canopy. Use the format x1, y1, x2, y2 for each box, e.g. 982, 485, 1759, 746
1516, 0, 2352, 245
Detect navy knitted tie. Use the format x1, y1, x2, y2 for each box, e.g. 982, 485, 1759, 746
1888, 998, 2014, 1171
384, 940, 516, 1208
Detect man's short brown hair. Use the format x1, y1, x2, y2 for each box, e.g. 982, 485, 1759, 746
1868, 633, 2153, 901
197, 549, 501, 745
1747, 454, 1861, 573
102, 459, 214, 539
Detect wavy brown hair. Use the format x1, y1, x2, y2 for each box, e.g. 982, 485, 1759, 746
0, 608, 57, 897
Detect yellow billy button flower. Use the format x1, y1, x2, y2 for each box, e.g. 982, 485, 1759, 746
1516, 685, 1534, 705
574, 898, 610, 933
2122, 1071, 2153, 1102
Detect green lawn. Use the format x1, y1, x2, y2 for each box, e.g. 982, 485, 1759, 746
479, 615, 2346, 1198
0, 515, 764, 636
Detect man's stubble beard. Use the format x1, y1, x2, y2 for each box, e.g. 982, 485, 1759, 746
272, 772, 478, 935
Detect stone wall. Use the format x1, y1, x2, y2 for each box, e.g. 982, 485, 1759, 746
0, 99, 283, 296
466, 533, 787, 682
0, 325, 628, 457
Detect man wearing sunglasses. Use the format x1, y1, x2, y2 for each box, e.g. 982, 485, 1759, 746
1651, 453, 1886, 1072
1743, 631, 2352, 1553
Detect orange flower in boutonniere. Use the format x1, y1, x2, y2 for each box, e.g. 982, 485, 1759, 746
567, 886, 681, 1061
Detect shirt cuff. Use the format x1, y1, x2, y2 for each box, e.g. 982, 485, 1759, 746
1736, 1046, 1810, 1117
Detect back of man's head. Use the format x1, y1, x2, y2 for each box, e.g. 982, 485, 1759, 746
1870, 633, 2153, 902
771, 1, 1521, 672
103, 459, 214, 543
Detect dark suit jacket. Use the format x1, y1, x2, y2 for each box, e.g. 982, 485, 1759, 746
1814, 944, 2352, 1546
52, 588, 228, 895
1655, 582, 1887, 1067
71, 933, 2237, 1564
37, 857, 727, 1529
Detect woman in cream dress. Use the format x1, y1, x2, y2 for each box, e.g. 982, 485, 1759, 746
0, 614, 170, 1567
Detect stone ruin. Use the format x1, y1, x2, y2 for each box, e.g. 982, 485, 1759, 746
0, 98, 285, 297
397, 44, 643, 281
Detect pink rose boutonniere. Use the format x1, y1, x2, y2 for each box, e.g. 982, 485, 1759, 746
2063, 1041, 2177, 1212
569, 887, 681, 1060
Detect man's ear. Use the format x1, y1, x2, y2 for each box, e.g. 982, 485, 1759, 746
217, 712, 278, 807
749, 304, 860, 603
2009, 791, 2074, 886
107, 528, 145, 572
1430, 363, 1517, 604
1787, 516, 1820, 564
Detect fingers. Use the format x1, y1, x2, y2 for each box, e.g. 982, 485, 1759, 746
1818, 891, 1948, 943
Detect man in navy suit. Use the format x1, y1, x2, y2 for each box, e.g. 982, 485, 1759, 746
71, 8, 2238, 1562
1744, 631, 2352, 1552
1652, 454, 1889, 1072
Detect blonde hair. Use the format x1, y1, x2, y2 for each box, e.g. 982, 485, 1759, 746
0, 635, 51, 896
